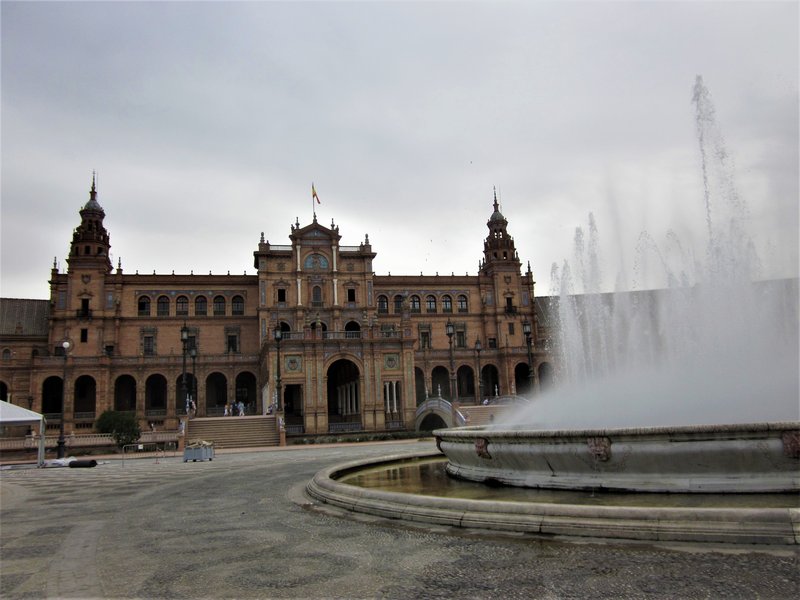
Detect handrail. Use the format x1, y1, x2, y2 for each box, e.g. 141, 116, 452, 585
415, 397, 453, 418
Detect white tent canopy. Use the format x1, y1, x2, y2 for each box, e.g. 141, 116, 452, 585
0, 400, 46, 466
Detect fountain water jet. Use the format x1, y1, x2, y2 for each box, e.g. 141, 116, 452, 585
436, 76, 799, 493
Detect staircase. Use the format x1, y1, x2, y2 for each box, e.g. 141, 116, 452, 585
458, 404, 512, 426
185, 416, 279, 449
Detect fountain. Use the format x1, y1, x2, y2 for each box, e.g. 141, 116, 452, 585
308, 78, 799, 543
437, 76, 799, 494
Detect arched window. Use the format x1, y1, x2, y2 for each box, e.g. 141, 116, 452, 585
213, 295, 226, 316
2, 349, 11, 361
157, 296, 170, 317
393, 295, 403, 313
457, 294, 468, 313
409, 295, 421, 313
311, 286, 323, 307
377, 295, 389, 314
176, 296, 189, 316
442, 295, 453, 313
232, 295, 245, 316
195, 296, 207, 316
137, 296, 151, 317
426, 295, 437, 313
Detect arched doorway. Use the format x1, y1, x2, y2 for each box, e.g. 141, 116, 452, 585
514, 362, 533, 397
327, 359, 361, 431
538, 362, 554, 391
414, 367, 426, 406
42, 376, 63, 415
73, 375, 96, 418
114, 375, 136, 412
431, 366, 450, 399
145, 374, 167, 416
206, 372, 228, 415
482, 364, 500, 397
235, 371, 257, 414
457, 365, 474, 401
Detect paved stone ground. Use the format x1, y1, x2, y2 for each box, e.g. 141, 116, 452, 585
1, 440, 798, 599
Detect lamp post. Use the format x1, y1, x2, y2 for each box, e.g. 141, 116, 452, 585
445, 319, 457, 401
189, 344, 197, 409
180, 323, 189, 415
274, 325, 283, 412
474, 338, 483, 403
522, 318, 534, 394
57, 340, 70, 458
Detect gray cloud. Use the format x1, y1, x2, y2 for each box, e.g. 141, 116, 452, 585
2, 1, 797, 298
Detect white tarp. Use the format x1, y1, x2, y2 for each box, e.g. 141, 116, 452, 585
0, 400, 46, 467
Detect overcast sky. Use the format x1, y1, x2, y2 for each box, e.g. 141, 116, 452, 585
2, 1, 797, 300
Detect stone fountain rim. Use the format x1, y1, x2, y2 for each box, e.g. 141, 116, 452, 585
434, 420, 800, 440
305, 450, 800, 545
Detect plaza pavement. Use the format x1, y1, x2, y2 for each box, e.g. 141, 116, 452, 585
1, 440, 798, 599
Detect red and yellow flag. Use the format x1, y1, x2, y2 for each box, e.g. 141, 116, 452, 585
312, 183, 320, 204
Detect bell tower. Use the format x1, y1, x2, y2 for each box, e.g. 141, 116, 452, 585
66, 173, 112, 274
480, 188, 520, 274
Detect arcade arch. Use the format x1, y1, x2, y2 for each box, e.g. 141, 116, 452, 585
327, 359, 360, 424
114, 375, 136, 411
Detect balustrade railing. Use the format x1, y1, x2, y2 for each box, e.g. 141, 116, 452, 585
0, 429, 180, 451
328, 422, 363, 433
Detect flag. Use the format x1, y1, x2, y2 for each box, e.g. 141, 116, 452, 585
312, 183, 320, 204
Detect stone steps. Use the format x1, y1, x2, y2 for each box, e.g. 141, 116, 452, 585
458, 404, 511, 426
186, 415, 279, 449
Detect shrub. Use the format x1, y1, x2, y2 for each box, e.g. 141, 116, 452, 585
96, 410, 141, 447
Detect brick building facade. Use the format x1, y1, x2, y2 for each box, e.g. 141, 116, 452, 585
0, 180, 554, 436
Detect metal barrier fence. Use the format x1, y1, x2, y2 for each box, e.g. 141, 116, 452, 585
122, 441, 178, 465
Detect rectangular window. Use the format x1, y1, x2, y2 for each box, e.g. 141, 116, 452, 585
277, 288, 287, 303
106, 293, 115, 309
456, 331, 466, 348
227, 334, 239, 353
80, 328, 88, 343
79, 298, 91, 318
105, 345, 114, 356
347, 288, 356, 303
420, 331, 430, 349
508, 323, 515, 335
143, 336, 155, 356
488, 337, 497, 349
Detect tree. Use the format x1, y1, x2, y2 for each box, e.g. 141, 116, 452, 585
96, 410, 141, 448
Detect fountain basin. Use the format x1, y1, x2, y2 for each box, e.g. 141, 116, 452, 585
435, 422, 800, 493
305, 451, 800, 545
